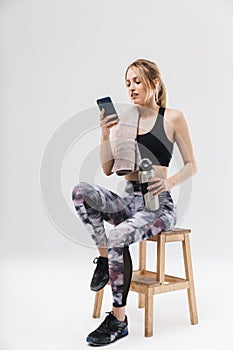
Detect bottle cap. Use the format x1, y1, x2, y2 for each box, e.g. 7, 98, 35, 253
139, 158, 153, 171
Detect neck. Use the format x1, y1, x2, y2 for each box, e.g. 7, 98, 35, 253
137, 103, 160, 119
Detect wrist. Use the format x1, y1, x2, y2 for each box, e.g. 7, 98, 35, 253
101, 134, 110, 141
167, 178, 176, 191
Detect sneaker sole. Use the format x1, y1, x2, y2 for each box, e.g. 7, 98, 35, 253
90, 279, 109, 292
86, 329, 128, 346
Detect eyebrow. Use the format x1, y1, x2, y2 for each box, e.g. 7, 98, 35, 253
125, 76, 140, 81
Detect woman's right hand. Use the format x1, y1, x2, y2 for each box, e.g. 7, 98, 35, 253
100, 108, 119, 137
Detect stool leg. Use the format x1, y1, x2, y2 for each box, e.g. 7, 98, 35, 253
138, 293, 145, 308
182, 234, 198, 325
156, 233, 165, 284
144, 287, 154, 337
92, 288, 104, 318
138, 241, 146, 308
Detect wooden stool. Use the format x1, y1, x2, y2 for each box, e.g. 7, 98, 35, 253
92, 227, 198, 337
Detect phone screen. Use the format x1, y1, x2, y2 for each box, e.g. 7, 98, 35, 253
96, 96, 119, 122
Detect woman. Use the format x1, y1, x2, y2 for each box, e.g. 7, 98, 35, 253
72, 58, 198, 346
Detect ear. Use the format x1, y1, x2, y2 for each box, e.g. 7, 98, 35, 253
153, 78, 160, 89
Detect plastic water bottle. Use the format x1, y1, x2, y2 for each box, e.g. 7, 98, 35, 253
139, 158, 160, 211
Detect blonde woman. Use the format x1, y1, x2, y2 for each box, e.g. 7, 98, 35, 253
72, 58, 198, 346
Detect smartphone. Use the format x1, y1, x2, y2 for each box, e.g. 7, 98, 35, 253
96, 96, 119, 123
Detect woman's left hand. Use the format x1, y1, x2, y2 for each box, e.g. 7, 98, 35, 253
147, 177, 171, 196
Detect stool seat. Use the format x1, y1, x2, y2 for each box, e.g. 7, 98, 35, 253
147, 227, 191, 241
92, 227, 198, 337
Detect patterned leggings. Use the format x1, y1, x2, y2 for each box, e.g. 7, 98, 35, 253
72, 180, 178, 307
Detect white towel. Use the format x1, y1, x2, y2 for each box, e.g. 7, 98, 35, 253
112, 104, 142, 176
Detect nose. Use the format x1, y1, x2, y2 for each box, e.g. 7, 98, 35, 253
130, 81, 136, 89
129, 83, 137, 93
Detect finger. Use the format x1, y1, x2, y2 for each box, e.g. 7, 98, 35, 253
148, 186, 160, 193
103, 117, 119, 127
148, 180, 163, 190
148, 178, 160, 184
150, 183, 164, 194
104, 114, 118, 122
100, 108, 105, 120
147, 179, 160, 190
100, 119, 117, 129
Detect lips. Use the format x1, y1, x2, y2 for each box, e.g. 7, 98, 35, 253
131, 93, 138, 98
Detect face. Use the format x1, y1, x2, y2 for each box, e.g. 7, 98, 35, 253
125, 67, 147, 105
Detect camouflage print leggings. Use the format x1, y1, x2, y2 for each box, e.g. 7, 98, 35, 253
72, 180, 178, 307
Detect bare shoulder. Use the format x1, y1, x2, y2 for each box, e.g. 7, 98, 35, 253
164, 107, 185, 124
164, 107, 188, 136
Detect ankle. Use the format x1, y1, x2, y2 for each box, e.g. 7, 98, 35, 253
116, 315, 126, 322
98, 247, 108, 258
112, 308, 126, 322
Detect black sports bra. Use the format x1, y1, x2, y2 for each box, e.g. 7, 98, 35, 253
136, 106, 174, 167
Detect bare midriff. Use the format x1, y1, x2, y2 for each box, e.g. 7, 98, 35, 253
124, 165, 168, 181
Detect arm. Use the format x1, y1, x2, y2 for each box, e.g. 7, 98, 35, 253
146, 109, 198, 195
99, 110, 118, 176
167, 110, 198, 190
99, 132, 114, 176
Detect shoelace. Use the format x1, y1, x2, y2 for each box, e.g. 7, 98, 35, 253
97, 312, 115, 331
105, 311, 115, 317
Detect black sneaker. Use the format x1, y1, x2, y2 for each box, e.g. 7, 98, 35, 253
90, 256, 109, 292
86, 311, 128, 346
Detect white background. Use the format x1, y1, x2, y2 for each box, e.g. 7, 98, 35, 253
1, 0, 233, 349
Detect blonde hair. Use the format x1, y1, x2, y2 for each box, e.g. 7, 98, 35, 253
124, 58, 167, 107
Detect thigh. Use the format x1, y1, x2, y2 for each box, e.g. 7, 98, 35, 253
108, 196, 177, 248
73, 181, 136, 226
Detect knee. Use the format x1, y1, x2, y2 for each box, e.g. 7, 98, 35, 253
71, 181, 90, 204
72, 181, 100, 211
